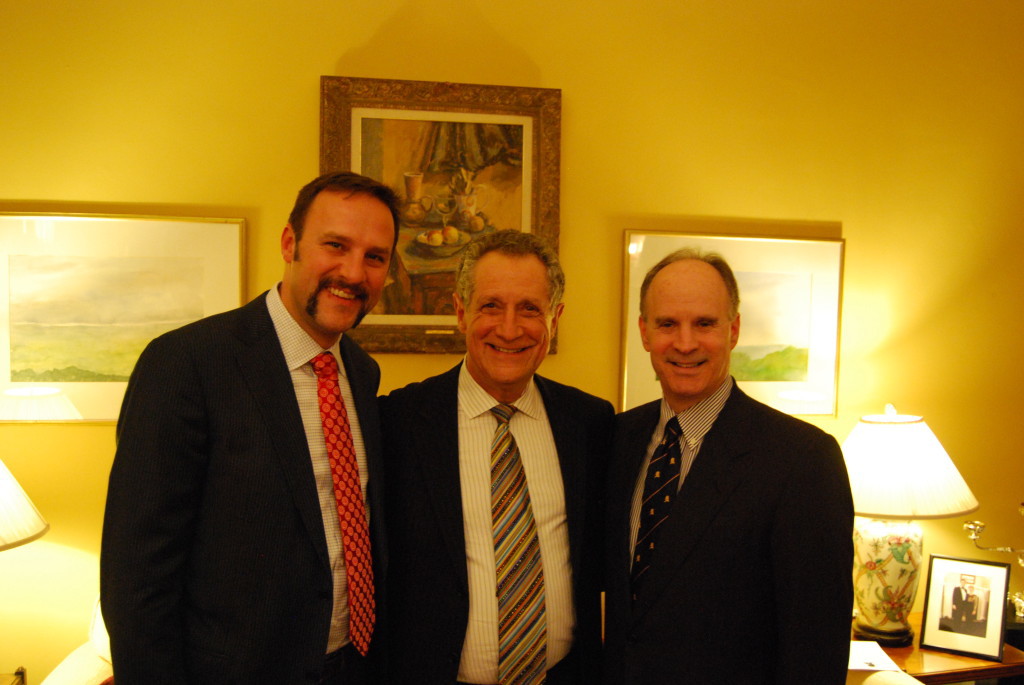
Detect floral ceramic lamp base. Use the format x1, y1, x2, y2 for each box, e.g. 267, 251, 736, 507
852, 517, 923, 647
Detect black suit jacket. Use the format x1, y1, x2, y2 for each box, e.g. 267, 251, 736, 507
380, 365, 613, 685
100, 293, 387, 684
605, 386, 853, 685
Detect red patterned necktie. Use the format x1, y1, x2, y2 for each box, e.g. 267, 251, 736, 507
312, 351, 375, 656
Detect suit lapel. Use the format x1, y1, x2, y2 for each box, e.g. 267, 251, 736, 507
339, 335, 386, 574
410, 367, 468, 584
231, 296, 332, 569
613, 403, 660, 570
537, 377, 588, 575
631, 391, 755, 617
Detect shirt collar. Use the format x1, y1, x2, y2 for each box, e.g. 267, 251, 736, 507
265, 284, 343, 372
458, 358, 542, 420
659, 376, 733, 447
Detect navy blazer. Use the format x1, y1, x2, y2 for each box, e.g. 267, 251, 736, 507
604, 386, 853, 685
380, 365, 613, 685
101, 293, 387, 684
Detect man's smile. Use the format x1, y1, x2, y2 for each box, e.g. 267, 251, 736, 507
668, 359, 706, 369
328, 286, 357, 299
304, 276, 370, 322
488, 342, 533, 354
315, 277, 368, 305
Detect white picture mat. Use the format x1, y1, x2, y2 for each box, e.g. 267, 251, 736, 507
621, 231, 843, 415
0, 213, 243, 421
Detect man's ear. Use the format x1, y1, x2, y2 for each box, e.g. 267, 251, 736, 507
638, 315, 652, 352
453, 292, 468, 333
550, 302, 565, 331
281, 224, 297, 264
729, 312, 741, 351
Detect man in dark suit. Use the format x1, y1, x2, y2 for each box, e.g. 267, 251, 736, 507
605, 248, 854, 685
100, 171, 401, 684
381, 231, 613, 685
952, 579, 970, 631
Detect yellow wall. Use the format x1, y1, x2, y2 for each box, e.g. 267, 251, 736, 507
2, 0, 1023, 677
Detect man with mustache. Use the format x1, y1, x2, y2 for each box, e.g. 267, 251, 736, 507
380, 231, 613, 685
101, 171, 399, 684
604, 248, 854, 685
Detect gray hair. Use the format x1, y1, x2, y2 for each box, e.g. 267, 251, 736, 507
454, 231, 565, 308
639, 247, 740, 318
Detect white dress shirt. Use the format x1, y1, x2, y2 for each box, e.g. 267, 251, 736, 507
266, 285, 370, 653
456, 364, 574, 683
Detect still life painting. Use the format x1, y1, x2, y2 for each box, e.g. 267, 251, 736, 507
320, 76, 561, 352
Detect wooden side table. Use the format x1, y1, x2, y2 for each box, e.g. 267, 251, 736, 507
863, 613, 1024, 684
1005, 612, 1024, 651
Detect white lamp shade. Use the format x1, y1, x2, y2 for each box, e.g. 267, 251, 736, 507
842, 405, 978, 519
1, 386, 83, 421
0, 457, 49, 551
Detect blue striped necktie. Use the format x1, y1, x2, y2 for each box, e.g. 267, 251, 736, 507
490, 403, 547, 685
631, 417, 683, 600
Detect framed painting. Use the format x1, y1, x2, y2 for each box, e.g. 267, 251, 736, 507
0, 213, 244, 422
621, 230, 844, 415
320, 76, 561, 353
920, 555, 1011, 661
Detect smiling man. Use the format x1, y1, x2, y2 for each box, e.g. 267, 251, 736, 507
603, 247, 854, 685
102, 172, 400, 685
380, 230, 613, 685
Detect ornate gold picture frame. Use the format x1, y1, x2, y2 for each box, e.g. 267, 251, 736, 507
320, 76, 561, 353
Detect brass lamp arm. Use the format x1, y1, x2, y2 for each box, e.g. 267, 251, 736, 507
963, 503, 1024, 567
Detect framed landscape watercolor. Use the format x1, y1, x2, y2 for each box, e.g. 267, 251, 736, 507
320, 76, 561, 353
0, 213, 244, 422
920, 555, 1010, 661
620, 230, 844, 415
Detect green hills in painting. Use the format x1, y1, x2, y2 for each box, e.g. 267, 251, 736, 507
731, 345, 808, 382
11, 365, 128, 382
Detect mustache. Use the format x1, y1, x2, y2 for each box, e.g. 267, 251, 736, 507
304, 277, 370, 318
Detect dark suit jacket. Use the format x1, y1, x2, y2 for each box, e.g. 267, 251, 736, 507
380, 365, 613, 685
100, 293, 387, 685
605, 386, 853, 685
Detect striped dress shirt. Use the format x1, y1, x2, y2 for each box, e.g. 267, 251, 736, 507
628, 377, 733, 564
456, 364, 574, 684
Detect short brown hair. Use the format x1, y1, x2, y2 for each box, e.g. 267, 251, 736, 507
287, 171, 402, 249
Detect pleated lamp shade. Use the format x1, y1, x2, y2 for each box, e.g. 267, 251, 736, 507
843, 404, 978, 519
0, 457, 49, 552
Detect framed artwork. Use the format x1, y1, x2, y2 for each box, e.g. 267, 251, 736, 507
920, 555, 1011, 661
0, 213, 244, 422
320, 76, 561, 353
621, 230, 844, 415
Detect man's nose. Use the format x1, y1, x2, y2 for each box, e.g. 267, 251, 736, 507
335, 252, 366, 284
672, 325, 698, 352
495, 308, 522, 338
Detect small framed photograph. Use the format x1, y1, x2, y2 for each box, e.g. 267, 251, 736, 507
920, 554, 1011, 661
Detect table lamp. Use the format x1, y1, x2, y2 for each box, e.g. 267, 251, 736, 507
0, 457, 49, 552
842, 404, 978, 646
1, 386, 83, 421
